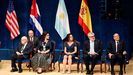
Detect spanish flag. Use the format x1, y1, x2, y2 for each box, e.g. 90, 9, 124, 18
78, 0, 92, 35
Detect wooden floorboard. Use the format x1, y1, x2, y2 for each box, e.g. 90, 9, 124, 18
0, 58, 133, 75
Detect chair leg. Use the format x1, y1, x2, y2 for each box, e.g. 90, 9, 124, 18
81, 63, 83, 73
105, 63, 107, 73
53, 63, 55, 70
25, 62, 31, 72
108, 64, 111, 72
58, 62, 60, 72
124, 64, 126, 74
49, 63, 52, 71
100, 63, 102, 73
77, 63, 79, 72
29, 67, 31, 72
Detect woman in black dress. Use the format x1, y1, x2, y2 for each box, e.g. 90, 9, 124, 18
62, 33, 77, 74
31, 32, 53, 74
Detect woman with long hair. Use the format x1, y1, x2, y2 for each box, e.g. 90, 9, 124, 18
62, 33, 77, 74
31, 32, 53, 74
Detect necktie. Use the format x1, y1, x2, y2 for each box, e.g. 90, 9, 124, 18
30, 37, 33, 42
21, 45, 24, 53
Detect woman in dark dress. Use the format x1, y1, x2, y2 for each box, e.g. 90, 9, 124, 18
62, 33, 77, 74
31, 32, 53, 74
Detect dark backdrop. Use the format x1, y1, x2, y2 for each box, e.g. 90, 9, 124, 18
0, 0, 133, 59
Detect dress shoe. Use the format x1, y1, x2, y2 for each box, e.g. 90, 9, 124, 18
86, 70, 91, 75
10, 69, 18, 72
37, 71, 42, 74
119, 71, 123, 75
18, 69, 23, 73
111, 72, 115, 75
90, 71, 93, 75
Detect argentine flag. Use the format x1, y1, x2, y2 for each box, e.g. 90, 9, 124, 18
55, 0, 70, 40
29, 0, 43, 36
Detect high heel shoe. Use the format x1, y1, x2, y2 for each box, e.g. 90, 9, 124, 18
67, 71, 71, 74
37, 71, 42, 74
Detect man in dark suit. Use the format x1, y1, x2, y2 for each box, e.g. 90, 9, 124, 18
27, 30, 39, 56
83, 32, 102, 75
108, 33, 127, 75
10, 36, 33, 73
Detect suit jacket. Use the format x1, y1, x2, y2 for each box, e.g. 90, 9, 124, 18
83, 39, 102, 56
27, 36, 39, 48
13, 42, 33, 58
108, 40, 126, 55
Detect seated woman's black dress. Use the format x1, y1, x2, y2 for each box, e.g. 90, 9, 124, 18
64, 42, 77, 57
31, 41, 53, 71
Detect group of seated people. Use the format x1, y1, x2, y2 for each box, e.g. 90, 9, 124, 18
10, 30, 127, 75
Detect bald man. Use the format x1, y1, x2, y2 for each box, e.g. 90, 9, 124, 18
10, 36, 33, 73
83, 32, 102, 75
108, 33, 127, 75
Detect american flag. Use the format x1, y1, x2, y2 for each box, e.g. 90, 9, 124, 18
5, 0, 20, 40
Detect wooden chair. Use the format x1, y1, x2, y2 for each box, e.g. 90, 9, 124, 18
105, 61, 129, 73
103, 49, 129, 73
15, 53, 32, 71
57, 41, 83, 73
82, 50, 104, 73
49, 40, 56, 71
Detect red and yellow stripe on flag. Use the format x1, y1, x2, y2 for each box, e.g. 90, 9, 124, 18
78, 0, 92, 35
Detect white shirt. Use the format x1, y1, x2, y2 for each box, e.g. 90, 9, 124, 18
21, 43, 27, 53
30, 37, 33, 41
89, 40, 95, 54
115, 41, 119, 52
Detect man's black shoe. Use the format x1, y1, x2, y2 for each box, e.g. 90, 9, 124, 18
86, 70, 91, 74
90, 71, 93, 75
111, 72, 115, 75
18, 69, 23, 73
119, 71, 123, 75
10, 69, 18, 72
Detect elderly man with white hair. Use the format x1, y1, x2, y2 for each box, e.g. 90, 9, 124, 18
10, 36, 33, 73
108, 33, 127, 75
83, 32, 102, 75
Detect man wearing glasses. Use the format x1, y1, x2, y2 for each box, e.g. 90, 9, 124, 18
83, 32, 102, 75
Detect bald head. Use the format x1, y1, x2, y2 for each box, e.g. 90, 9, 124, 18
21, 36, 28, 45
113, 33, 120, 41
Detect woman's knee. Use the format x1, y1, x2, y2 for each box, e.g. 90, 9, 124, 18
68, 55, 72, 58
63, 55, 68, 60
68, 55, 72, 61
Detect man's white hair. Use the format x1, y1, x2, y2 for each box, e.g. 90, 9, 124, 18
21, 36, 28, 40
88, 32, 95, 37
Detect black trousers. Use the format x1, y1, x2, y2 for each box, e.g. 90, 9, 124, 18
110, 54, 124, 73
11, 54, 26, 70
84, 54, 100, 72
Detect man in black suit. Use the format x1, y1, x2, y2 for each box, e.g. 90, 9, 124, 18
27, 30, 39, 56
83, 32, 102, 75
108, 33, 127, 75
10, 36, 33, 73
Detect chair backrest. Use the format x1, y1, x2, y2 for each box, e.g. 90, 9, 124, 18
50, 40, 56, 53
101, 49, 108, 62
75, 41, 80, 57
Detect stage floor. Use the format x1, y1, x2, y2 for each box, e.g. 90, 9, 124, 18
0, 58, 133, 75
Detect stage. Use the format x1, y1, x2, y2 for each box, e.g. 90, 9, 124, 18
0, 58, 133, 75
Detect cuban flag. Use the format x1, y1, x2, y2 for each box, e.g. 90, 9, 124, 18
29, 0, 43, 36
